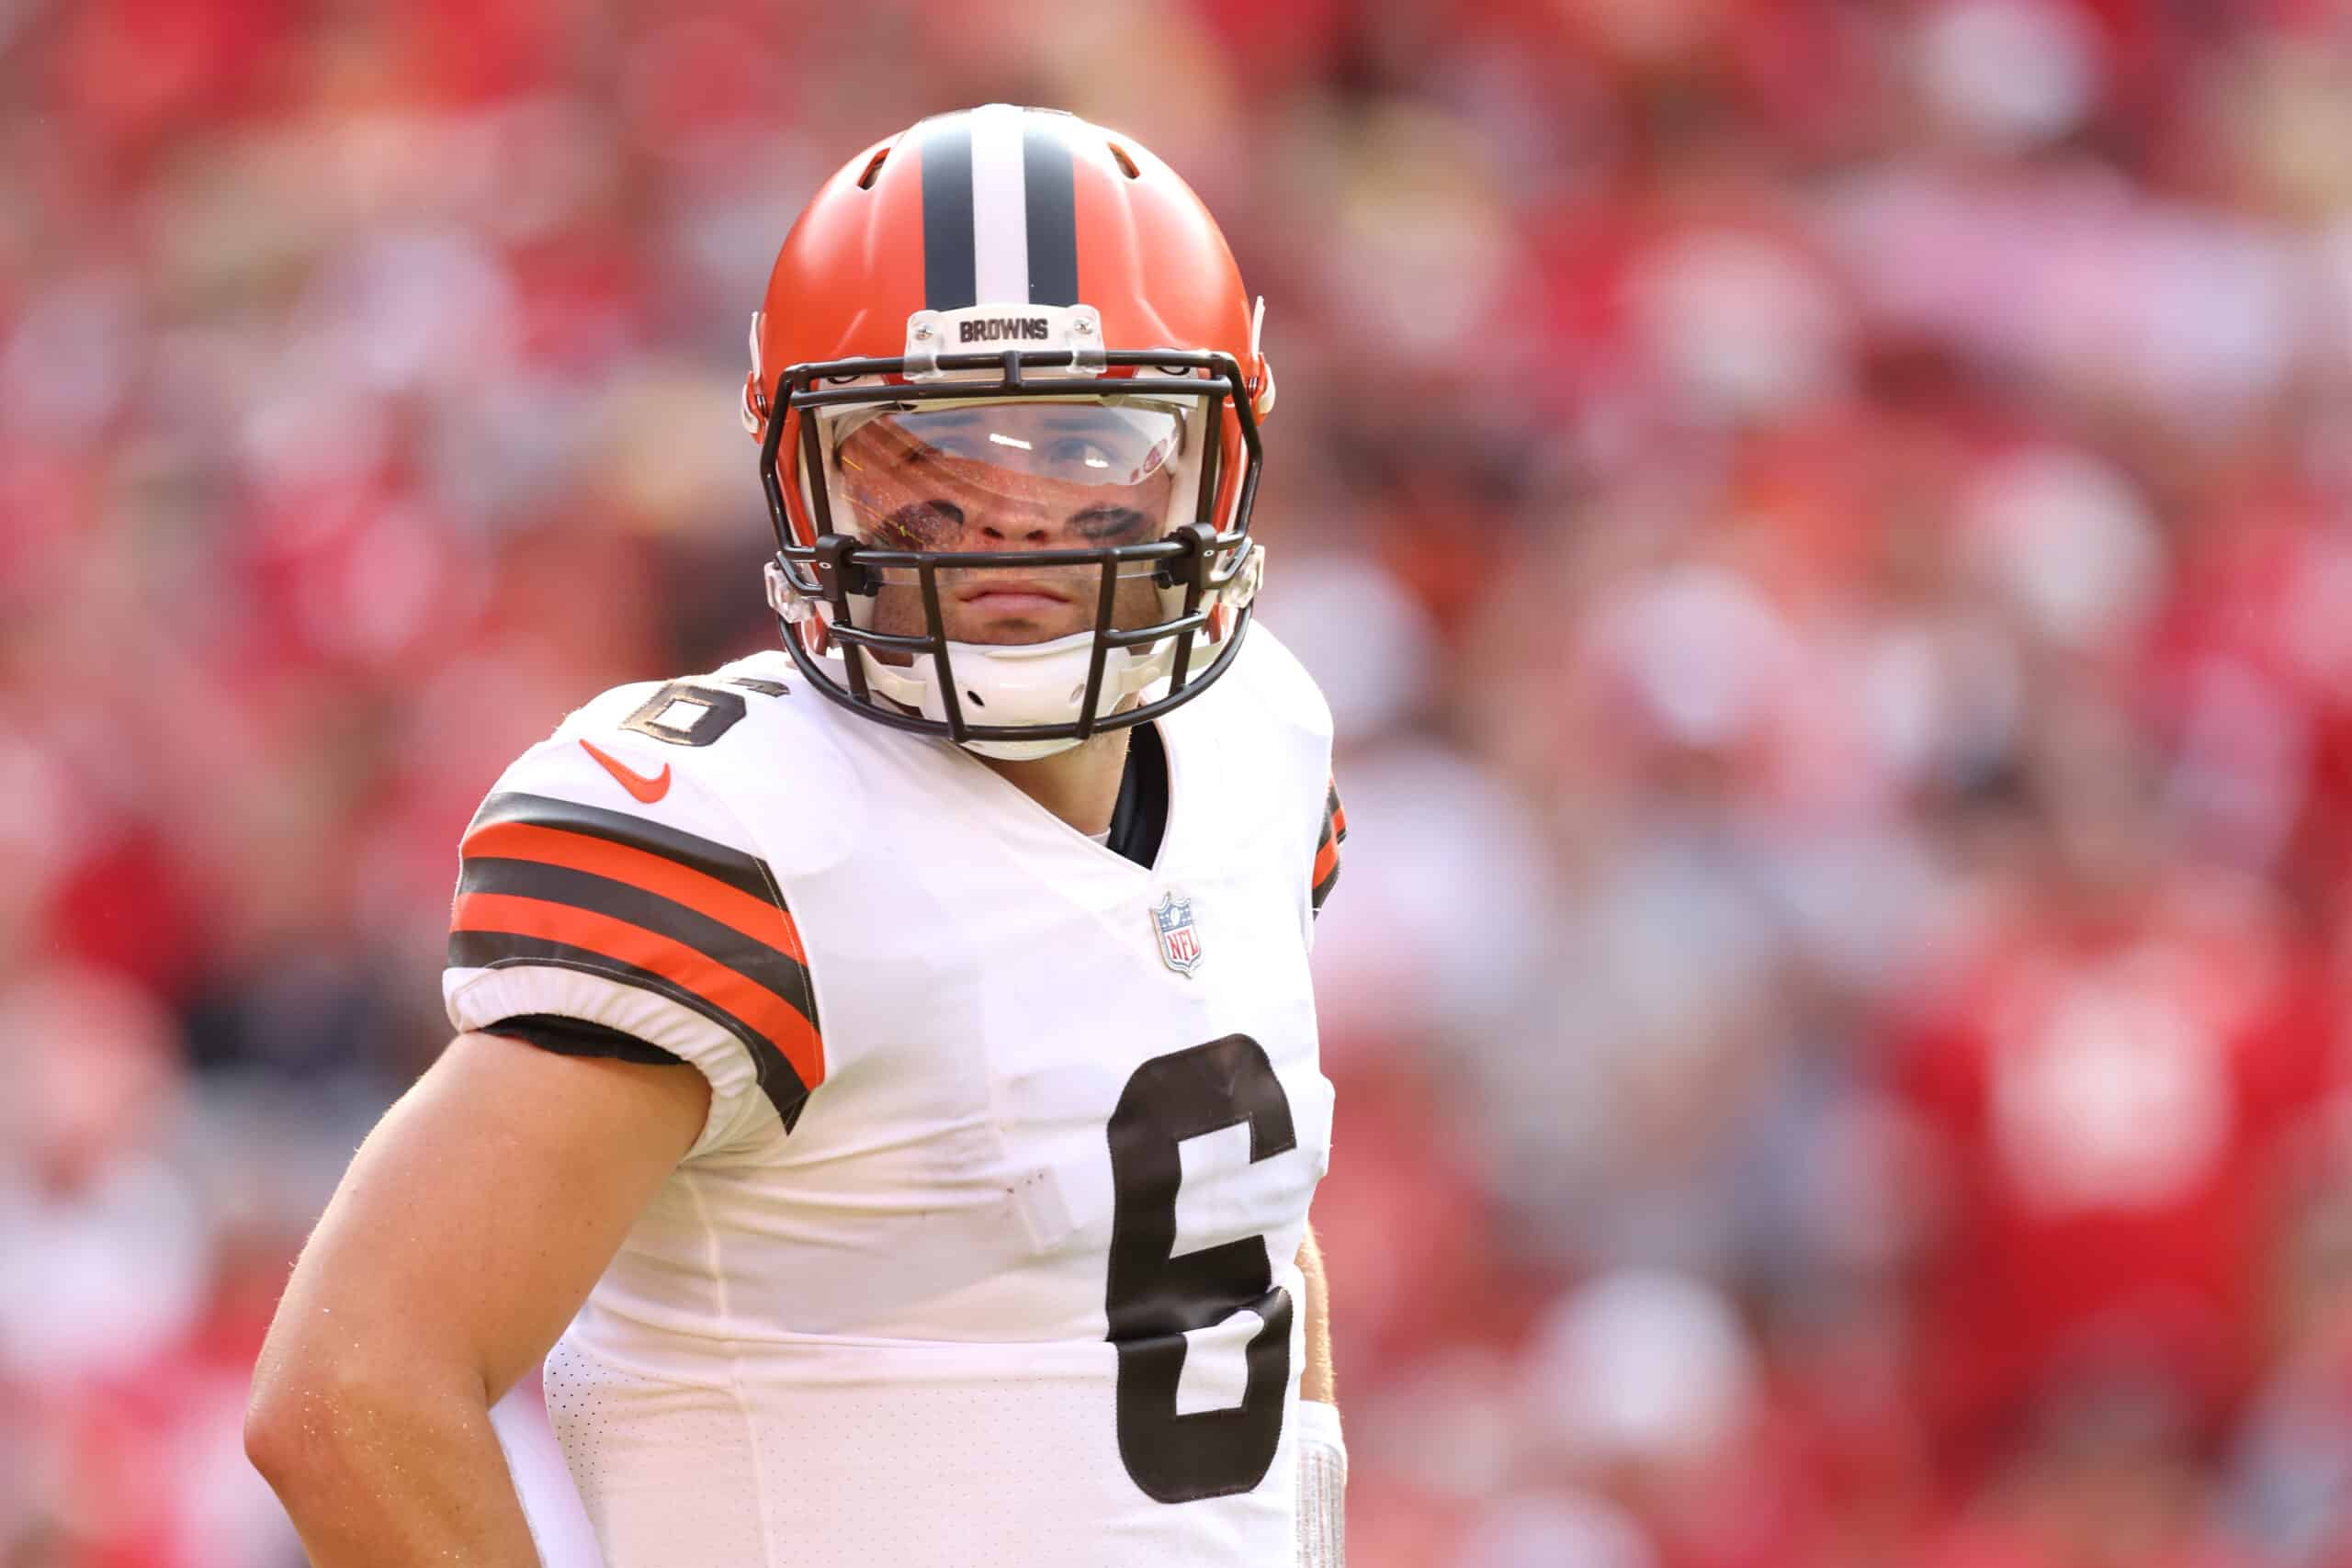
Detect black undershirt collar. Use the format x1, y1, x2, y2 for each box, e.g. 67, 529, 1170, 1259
1103, 721, 1169, 869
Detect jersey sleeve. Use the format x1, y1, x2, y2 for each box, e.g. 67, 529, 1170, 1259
443, 708, 823, 1156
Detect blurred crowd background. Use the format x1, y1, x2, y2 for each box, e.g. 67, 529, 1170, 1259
6, 0, 2352, 1563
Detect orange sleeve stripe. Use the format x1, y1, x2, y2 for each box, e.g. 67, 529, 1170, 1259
1313, 839, 1340, 886
1330, 799, 1347, 840
460, 819, 809, 968
451, 890, 823, 1091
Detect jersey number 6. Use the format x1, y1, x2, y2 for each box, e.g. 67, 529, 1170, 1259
1105, 1035, 1297, 1504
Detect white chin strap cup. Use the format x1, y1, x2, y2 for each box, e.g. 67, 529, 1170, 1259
858, 629, 1162, 761
767, 546, 1265, 761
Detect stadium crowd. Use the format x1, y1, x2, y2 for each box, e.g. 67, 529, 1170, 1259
6, 0, 2352, 1562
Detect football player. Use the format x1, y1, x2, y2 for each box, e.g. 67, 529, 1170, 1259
246, 104, 1349, 1567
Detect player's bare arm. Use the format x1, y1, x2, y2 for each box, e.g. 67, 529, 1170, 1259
1299, 1221, 1335, 1405
243, 1032, 707, 1566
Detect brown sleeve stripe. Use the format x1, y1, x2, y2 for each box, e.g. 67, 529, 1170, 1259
1317, 779, 1348, 846
461, 818, 809, 968
469, 792, 775, 904
1312, 776, 1345, 918
449, 931, 807, 1132
451, 885, 822, 1100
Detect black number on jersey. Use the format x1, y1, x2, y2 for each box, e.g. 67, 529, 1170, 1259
619, 676, 788, 747
1105, 1035, 1297, 1503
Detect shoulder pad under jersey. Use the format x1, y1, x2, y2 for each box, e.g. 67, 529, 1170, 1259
1215, 620, 1336, 746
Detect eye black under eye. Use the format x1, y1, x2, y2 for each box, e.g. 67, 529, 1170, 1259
876, 499, 965, 547
1071, 506, 1150, 541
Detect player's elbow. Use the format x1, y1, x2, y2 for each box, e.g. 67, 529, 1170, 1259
244, 1339, 441, 1498
245, 1346, 366, 1495
243, 1375, 311, 1493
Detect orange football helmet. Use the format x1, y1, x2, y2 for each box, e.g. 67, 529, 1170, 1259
742, 105, 1273, 760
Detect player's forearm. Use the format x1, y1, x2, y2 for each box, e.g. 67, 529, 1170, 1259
1295, 1222, 1346, 1564
1299, 1220, 1335, 1405
246, 1369, 540, 1566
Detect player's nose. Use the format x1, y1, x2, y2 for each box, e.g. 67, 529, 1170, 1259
969, 499, 1080, 548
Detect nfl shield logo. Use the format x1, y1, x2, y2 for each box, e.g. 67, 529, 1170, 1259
1150, 891, 1205, 976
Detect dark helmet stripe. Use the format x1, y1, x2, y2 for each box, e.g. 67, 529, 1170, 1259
919, 114, 977, 311
1021, 119, 1079, 306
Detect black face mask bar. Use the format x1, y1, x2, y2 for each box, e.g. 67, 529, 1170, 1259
756, 347, 1264, 749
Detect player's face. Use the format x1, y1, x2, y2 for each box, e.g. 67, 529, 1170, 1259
831, 402, 1180, 648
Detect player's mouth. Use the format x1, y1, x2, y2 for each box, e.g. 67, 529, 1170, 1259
954, 578, 1075, 616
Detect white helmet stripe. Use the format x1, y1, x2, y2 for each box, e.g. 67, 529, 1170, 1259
968, 104, 1033, 308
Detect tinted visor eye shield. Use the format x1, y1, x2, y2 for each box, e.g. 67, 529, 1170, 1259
832, 400, 1183, 555
756, 344, 1265, 749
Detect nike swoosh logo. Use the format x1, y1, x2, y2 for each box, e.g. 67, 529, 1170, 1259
579, 739, 671, 804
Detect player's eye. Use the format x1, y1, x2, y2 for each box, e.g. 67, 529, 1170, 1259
1047, 436, 1121, 470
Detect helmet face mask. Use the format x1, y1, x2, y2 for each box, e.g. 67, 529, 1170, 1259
758, 347, 1264, 759
746, 107, 1272, 760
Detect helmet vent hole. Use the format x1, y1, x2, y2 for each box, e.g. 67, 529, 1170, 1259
1108, 142, 1140, 180
966, 690, 985, 707
856, 145, 892, 190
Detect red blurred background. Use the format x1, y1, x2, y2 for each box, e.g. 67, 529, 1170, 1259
6, 1, 2352, 1563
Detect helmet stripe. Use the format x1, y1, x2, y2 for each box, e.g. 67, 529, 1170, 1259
918, 115, 976, 310
922, 107, 1081, 312
1021, 118, 1080, 306
969, 103, 1033, 306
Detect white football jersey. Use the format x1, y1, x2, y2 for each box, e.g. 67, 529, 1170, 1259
442, 625, 1342, 1568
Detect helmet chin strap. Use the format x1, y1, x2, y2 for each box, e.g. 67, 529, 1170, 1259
856, 628, 1167, 761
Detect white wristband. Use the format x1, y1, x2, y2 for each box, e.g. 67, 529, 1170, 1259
1295, 1400, 1346, 1568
